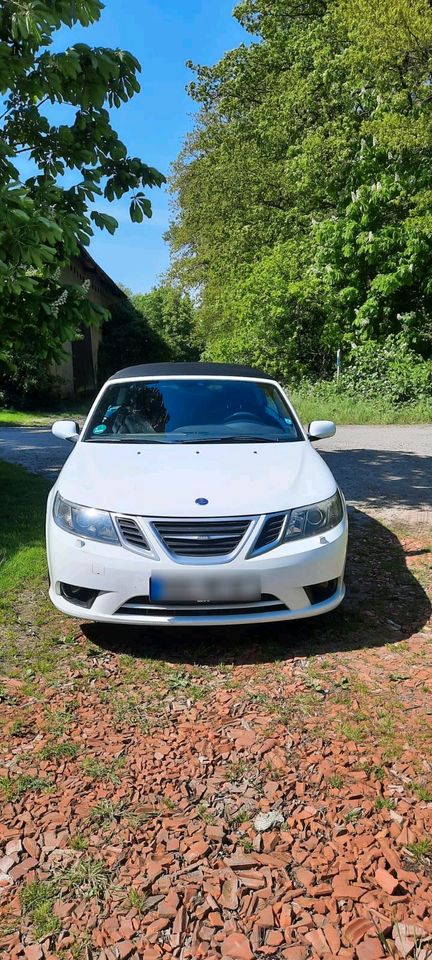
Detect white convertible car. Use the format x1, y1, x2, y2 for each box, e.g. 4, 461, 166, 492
46, 362, 348, 626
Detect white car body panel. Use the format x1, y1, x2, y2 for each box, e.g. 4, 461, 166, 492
57, 439, 335, 518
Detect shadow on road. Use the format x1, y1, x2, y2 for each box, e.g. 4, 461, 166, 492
82, 508, 431, 666
321, 448, 432, 509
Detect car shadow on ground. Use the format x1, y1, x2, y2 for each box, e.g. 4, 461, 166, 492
82, 508, 431, 666
320, 448, 432, 510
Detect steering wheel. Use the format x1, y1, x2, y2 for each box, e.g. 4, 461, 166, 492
223, 411, 262, 423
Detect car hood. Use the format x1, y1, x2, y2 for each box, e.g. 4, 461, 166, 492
57, 440, 337, 517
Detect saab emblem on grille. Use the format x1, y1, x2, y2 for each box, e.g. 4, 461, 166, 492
195, 497, 209, 505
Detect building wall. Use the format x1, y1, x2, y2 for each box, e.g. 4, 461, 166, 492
52, 252, 123, 398
51, 342, 74, 397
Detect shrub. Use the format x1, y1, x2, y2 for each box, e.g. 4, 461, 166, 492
339, 336, 432, 404
0, 350, 61, 410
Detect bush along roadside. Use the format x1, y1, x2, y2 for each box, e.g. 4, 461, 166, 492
290, 337, 432, 424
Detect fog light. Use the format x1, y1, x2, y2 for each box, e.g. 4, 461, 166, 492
60, 583, 99, 608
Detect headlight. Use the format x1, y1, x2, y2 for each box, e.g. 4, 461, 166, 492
53, 493, 119, 544
284, 491, 344, 541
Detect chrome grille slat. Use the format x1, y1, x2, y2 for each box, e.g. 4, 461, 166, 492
153, 518, 252, 558
116, 517, 151, 552
253, 513, 286, 552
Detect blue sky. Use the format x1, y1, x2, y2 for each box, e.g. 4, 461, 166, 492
57, 1, 245, 293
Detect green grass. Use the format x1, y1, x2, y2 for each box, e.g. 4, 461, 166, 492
38, 740, 79, 761
68, 834, 88, 851
290, 384, 432, 425
406, 838, 432, 859
80, 755, 126, 785
340, 722, 365, 743
128, 888, 147, 913
0, 461, 49, 607
20, 880, 61, 940
412, 784, 432, 803
0, 401, 90, 426
62, 857, 112, 901
0, 774, 51, 802
374, 797, 396, 811
88, 799, 125, 825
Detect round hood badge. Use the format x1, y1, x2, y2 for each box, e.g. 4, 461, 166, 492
195, 498, 209, 505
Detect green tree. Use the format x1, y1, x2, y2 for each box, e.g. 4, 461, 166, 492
0, 0, 164, 376
314, 0, 432, 356
97, 296, 166, 382
167, 0, 432, 379
131, 287, 199, 361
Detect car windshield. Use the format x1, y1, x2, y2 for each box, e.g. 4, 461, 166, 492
83, 378, 303, 444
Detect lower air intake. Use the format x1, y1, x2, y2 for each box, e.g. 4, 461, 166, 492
116, 594, 287, 617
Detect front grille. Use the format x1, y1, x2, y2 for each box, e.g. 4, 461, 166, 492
253, 513, 285, 552
116, 594, 287, 617
152, 519, 252, 558
117, 516, 151, 551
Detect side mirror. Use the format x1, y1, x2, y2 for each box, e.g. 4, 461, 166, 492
308, 419, 336, 441
52, 420, 80, 443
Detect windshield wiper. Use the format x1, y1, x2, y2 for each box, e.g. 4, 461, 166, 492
180, 435, 281, 444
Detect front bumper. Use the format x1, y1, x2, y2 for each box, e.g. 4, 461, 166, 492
46, 505, 348, 626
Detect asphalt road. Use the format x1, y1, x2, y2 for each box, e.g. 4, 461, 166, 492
0, 423, 430, 515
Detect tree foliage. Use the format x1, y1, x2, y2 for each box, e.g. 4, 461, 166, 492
0, 0, 164, 375
98, 285, 199, 380
168, 0, 432, 381
131, 287, 199, 362
97, 294, 166, 382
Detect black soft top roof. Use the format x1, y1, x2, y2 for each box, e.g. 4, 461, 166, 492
108, 362, 274, 382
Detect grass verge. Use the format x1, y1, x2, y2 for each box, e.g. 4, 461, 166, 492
0, 461, 49, 612
0, 401, 90, 426
290, 383, 432, 425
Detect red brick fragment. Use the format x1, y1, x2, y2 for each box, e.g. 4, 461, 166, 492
332, 877, 366, 900
356, 938, 385, 960
324, 924, 341, 953
208, 911, 224, 928
296, 867, 315, 888
374, 868, 399, 896
220, 876, 239, 910
282, 949, 308, 960
344, 919, 373, 946
24, 947, 43, 960
116, 942, 135, 959
267, 931, 284, 946
184, 840, 209, 863
221, 932, 253, 959
158, 892, 179, 919
305, 928, 331, 956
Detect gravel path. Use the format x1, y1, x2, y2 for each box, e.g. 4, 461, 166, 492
0, 423, 431, 518
317, 424, 432, 521
0, 425, 70, 481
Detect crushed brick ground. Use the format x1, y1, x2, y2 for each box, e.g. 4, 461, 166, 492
0, 509, 431, 960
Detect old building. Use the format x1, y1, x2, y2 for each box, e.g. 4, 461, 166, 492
51, 246, 126, 397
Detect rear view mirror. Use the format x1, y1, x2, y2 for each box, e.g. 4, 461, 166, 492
308, 420, 336, 441
52, 420, 80, 443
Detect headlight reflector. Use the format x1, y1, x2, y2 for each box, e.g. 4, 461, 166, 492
53, 493, 119, 544
284, 491, 344, 542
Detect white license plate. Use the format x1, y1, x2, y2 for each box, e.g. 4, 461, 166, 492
150, 573, 261, 605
